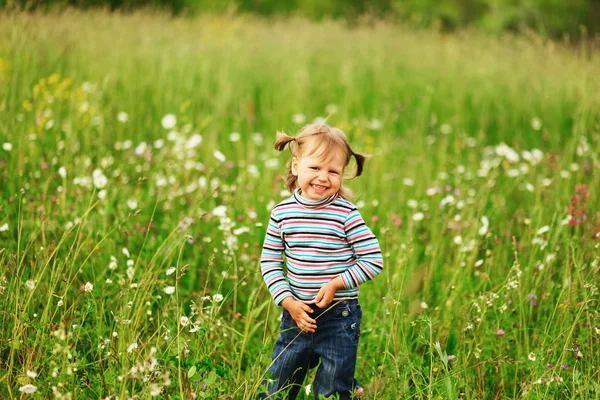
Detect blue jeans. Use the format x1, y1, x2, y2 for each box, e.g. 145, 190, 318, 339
257, 300, 362, 400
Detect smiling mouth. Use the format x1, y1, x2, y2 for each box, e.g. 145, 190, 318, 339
311, 184, 328, 191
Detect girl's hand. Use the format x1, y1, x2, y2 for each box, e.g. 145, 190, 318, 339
281, 297, 317, 333
315, 276, 344, 309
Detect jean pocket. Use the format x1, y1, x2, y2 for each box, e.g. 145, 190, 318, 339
342, 305, 361, 344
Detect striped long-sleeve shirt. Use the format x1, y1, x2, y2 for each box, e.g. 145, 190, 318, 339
260, 189, 383, 305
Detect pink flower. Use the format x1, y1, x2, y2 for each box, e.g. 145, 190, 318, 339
447, 355, 456, 360
497, 329, 505, 336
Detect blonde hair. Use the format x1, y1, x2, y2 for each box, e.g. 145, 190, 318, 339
274, 124, 367, 200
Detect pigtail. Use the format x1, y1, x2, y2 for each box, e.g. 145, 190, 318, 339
274, 131, 299, 193
350, 151, 368, 178
274, 131, 296, 152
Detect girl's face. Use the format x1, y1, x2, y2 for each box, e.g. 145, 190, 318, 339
291, 149, 346, 201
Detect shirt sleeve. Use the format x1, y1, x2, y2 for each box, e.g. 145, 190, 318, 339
339, 208, 384, 289
260, 210, 293, 305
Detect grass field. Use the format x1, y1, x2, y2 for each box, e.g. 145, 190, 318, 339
0, 10, 600, 399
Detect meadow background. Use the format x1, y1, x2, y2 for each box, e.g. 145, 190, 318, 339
1, 6, 600, 400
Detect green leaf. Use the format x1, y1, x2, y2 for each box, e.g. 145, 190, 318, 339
188, 365, 197, 378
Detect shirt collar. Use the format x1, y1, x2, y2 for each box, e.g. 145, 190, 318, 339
293, 188, 338, 209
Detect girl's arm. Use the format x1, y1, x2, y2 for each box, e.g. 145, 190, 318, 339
260, 211, 293, 305
339, 208, 384, 289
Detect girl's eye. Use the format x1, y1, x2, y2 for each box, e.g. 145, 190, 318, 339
311, 167, 319, 170
330, 171, 339, 175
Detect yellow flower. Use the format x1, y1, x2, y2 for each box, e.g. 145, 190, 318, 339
22, 100, 33, 112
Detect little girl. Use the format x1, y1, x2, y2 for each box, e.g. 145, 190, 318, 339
258, 124, 383, 399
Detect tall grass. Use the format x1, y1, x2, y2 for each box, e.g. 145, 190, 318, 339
0, 10, 599, 399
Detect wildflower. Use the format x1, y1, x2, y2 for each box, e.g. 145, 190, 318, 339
180, 316, 189, 326
531, 118, 542, 131
212, 205, 227, 218
123, 247, 131, 258
149, 383, 161, 396
0, 223, 8, 232
92, 169, 108, 189
229, 132, 240, 142
293, 113, 306, 124
127, 199, 138, 210
26, 280, 36, 290
213, 150, 226, 162
536, 226, 550, 235
412, 212, 424, 221
166, 267, 176, 276
117, 111, 129, 123
161, 114, 176, 129
475, 259, 484, 267
19, 384, 37, 394
403, 178, 414, 186
305, 383, 312, 396
164, 286, 175, 295
213, 294, 223, 302
2, 142, 12, 151
108, 261, 117, 270
479, 216, 489, 236
547, 363, 552, 368
26, 370, 37, 379
561, 363, 567, 369
497, 329, 505, 336
447, 355, 456, 360
528, 352, 536, 361
127, 342, 138, 353
58, 167, 67, 178
83, 282, 93, 293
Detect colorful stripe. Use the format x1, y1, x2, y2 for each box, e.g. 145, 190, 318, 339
260, 191, 383, 305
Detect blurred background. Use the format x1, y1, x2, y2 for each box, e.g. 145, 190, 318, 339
3, 0, 600, 41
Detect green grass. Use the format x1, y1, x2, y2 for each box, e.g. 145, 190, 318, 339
0, 10, 599, 399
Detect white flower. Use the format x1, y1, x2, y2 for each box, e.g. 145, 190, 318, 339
161, 114, 176, 129
166, 267, 176, 276
305, 383, 312, 395
187, 134, 203, 148
57, 299, 64, 307
127, 199, 137, 210
407, 199, 418, 209
2, 142, 12, 151
97, 190, 107, 200
213, 294, 223, 302
536, 226, 550, 235
531, 118, 542, 131
229, 132, 241, 142
479, 216, 489, 236
403, 178, 414, 186
58, 167, 67, 178
213, 150, 226, 162
368, 119, 383, 130
127, 342, 138, 353
19, 384, 37, 394
420, 302, 428, 309
108, 261, 117, 270
164, 286, 175, 294
26, 370, 37, 379
212, 205, 227, 218
440, 124, 452, 134
83, 282, 93, 293
180, 316, 190, 326
92, 169, 108, 189
326, 104, 338, 114
123, 247, 131, 258
453, 236, 462, 245
293, 113, 306, 124
149, 383, 161, 396
412, 212, 424, 221
475, 259, 484, 267
127, 267, 135, 280
0, 223, 8, 232
117, 112, 129, 123
528, 352, 536, 361
26, 280, 36, 290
